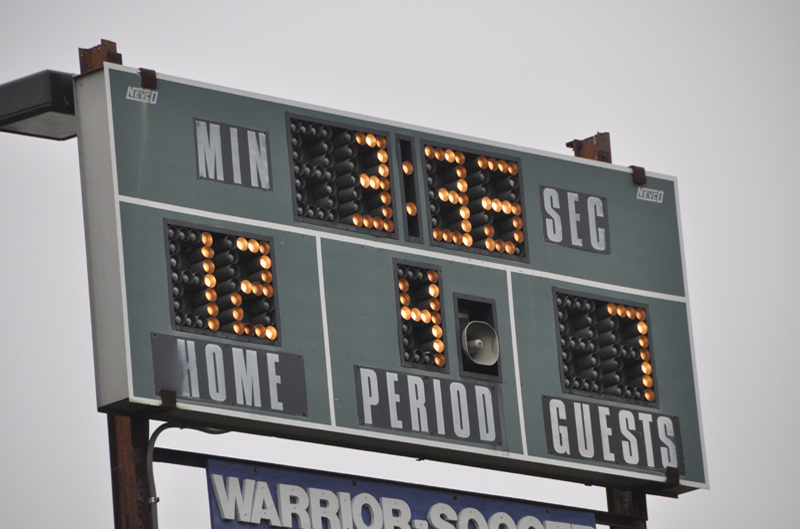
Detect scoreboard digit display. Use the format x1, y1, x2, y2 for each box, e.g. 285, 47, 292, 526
75, 64, 706, 495
164, 221, 279, 342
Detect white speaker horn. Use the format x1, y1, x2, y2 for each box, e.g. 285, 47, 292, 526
462, 321, 499, 366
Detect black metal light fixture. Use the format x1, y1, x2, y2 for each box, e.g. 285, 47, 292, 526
0, 70, 77, 140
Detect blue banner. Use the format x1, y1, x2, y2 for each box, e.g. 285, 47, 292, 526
206, 458, 595, 529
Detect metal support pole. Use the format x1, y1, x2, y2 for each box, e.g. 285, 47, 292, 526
108, 414, 152, 529
567, 131, 649, 529
606, 488, 648, 529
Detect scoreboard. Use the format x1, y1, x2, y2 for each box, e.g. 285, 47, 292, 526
75, 64, 706, 494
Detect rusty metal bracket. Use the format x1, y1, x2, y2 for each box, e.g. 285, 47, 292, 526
567, 132, 612, 163
129, 389, 176, 420
630, 165, 647, 185
140, 68, 157, 89
665, 466, 680, 487
639, 466, 683, 498
159, 389, 176, 411
79, 39, 122, 74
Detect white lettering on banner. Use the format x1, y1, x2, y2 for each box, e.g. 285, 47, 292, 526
278, 484, 312, 529
252, 481, 281, 525
382, 497, 412, 529
516, 516, 544, 529
458, 508, 488, 529
310, 488, 341, 529
488, 511, 516, 529
352, 493, 382, 529
210, 474, 254, 522
339, 492, 353, 529
210, 476, 592, 529
429, 503, 457, 529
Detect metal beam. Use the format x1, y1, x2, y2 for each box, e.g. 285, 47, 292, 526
108, 415, 152, 529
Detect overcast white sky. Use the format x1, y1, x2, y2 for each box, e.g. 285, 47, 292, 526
2, 2, 799, 528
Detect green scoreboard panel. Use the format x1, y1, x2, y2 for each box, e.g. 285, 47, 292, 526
76, 64, 706, 494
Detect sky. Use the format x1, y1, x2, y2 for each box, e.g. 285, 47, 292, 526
2, 1, 799, 528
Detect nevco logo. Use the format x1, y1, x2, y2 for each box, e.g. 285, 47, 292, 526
126, 86, 158, 104
636, 187, 664, 204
